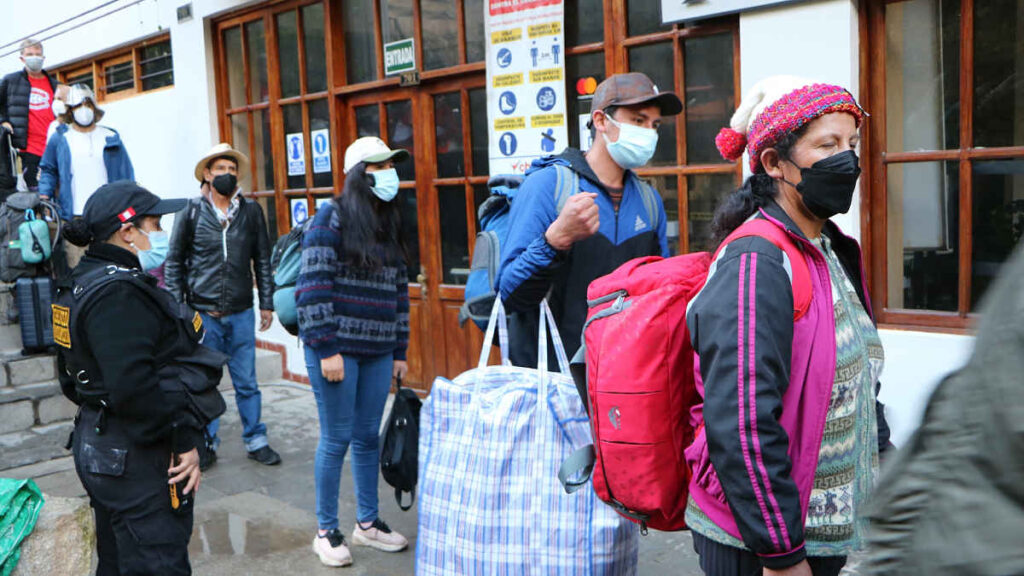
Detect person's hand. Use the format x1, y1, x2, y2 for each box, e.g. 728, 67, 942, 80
259, 309, 273, 331
765, 560, 813, 576
321, 353, 345, 382
393, 360, 408, 381
1, 122, 12, 134
545, 192, 599, 251
168, 448, 201, 495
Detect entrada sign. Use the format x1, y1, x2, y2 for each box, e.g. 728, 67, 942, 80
384, 38, 416, 76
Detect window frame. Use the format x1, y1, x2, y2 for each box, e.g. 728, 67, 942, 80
861, 0, 1024, 331
615, 14, 743, 254
54, 33, 173, 102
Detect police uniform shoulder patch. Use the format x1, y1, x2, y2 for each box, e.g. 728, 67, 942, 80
52, 304, 71, 349
192, 312, 203, 334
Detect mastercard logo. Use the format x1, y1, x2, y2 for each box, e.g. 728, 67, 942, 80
575, 77, 598, 96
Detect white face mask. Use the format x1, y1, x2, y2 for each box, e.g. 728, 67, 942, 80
602, 115, 659, 170
23, 56, 44, 72
73, 106, 95, 127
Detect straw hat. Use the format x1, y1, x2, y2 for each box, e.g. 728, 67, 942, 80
194, 143, 250, 185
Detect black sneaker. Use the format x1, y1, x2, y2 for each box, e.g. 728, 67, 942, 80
199, 447, 217, 471
247, 445, 282, 465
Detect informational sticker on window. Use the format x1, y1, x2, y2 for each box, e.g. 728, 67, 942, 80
290, 197, 309, 227
286, 132, 305, 176
311, 129, 331, 174
486, 0, 568, 175
384, 38, 416, 76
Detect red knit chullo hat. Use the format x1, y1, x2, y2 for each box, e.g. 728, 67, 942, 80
716, 76, 865, 173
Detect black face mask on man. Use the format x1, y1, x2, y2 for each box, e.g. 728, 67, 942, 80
211, 173, 238, 197
782, 150, 861, 220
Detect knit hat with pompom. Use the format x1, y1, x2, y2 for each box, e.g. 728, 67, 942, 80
715, 75, 865, 173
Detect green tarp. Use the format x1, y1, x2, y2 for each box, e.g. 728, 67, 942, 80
0, 479, 44, 576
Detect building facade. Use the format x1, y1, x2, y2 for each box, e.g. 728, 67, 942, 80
3, 0, 1021, 445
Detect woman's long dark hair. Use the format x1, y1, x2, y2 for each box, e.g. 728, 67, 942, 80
709, 127, 805, 244
335, 162, 408, 269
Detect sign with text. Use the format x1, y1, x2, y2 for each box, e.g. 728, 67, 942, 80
485, 0, 568, 175
661, 0, 810, 25
384, 38, 416, 76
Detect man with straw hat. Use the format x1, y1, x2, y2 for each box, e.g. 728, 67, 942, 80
165, 143, 280, 470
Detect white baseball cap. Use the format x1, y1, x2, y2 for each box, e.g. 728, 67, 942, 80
343, 136, 410, 174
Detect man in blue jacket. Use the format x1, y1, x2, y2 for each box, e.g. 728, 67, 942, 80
39, 84, 134, 268
497, 73, 680, 367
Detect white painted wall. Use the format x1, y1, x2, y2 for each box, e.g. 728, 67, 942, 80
740, 0, 975, 445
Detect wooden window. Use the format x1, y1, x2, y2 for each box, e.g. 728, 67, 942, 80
54, 34, 172, 102
61, 66, 94, 92
138, 40, 174, 91
863, 0, 1024, 330
214, 1, 338, 238
614, 15, 742, 255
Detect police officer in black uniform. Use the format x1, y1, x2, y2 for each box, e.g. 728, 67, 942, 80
56, 180, 223, 576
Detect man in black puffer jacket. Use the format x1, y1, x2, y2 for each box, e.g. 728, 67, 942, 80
165, 143, 280, 470
0, 39, 59, 190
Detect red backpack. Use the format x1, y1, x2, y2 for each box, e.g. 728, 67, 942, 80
558, 219, 812, 532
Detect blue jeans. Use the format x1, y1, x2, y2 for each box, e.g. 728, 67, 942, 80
201, 309, 269, 452
304, 347, 393, 530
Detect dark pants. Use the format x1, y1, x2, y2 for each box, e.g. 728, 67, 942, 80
692, 532, 846, 576
72, 406, 193, 576
19, 151, 40, 190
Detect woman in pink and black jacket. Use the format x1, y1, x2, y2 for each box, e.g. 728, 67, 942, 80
684, 77, 893, 576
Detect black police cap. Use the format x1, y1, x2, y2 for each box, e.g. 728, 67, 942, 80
83, 180, 187, 241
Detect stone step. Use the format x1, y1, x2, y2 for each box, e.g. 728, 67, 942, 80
0, 381, 76, 436
1, 353, 58, 388
219, 347, 283, 389
0, 421, 73, 471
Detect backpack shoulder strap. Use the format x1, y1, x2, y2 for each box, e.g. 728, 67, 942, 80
552, 164, 579, 214
632, 176, 661, 230
715, 219, 812, 321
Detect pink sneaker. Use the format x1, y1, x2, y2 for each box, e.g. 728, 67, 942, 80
351, 518, 408, 552
312, 529, 353, 567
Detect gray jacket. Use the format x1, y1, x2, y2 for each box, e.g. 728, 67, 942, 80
862, 242, 1024, 575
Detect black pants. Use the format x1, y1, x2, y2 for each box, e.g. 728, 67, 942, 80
72, 407, 194, 576
19, 151, 40, 190
692, 532, 846, 576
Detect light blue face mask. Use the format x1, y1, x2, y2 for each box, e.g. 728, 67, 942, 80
136, 228, 169, 272
370, 168, 401, 202
602, 115, 659, 170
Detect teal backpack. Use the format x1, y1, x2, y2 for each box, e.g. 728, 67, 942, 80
270, 223, 307, 336
19, 208, 51, 264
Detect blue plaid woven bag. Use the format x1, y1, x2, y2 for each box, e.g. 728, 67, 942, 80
416, 299, 638, 576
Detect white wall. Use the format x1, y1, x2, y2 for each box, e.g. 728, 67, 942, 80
740, 0, 975, 445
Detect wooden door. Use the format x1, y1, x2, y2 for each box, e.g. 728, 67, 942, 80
339, 75, 491, 392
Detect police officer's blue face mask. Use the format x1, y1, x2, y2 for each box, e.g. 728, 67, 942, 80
370, 168, 400, 202
602, 115, 659, 170
135, 228, 170, 271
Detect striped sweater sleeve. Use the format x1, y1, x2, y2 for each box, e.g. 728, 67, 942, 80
688, 237, 806, 569
296, 205, 343, 360
394, 264, 409, 360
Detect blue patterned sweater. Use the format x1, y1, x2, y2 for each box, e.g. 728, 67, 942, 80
296, 201, 410, 361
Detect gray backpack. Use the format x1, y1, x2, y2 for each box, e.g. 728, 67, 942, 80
0, 192, 61, 282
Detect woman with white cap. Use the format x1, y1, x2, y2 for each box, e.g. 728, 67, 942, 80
684, 77, 892, 576
296, 136, 412, 567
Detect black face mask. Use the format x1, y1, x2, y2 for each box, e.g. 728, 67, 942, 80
784, 150, 861, 220
211, 174, 238, 197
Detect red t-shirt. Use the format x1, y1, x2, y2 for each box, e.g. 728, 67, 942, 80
25, 75, 55, 156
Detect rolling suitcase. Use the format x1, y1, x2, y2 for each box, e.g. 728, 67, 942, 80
15, 277, 54, 354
